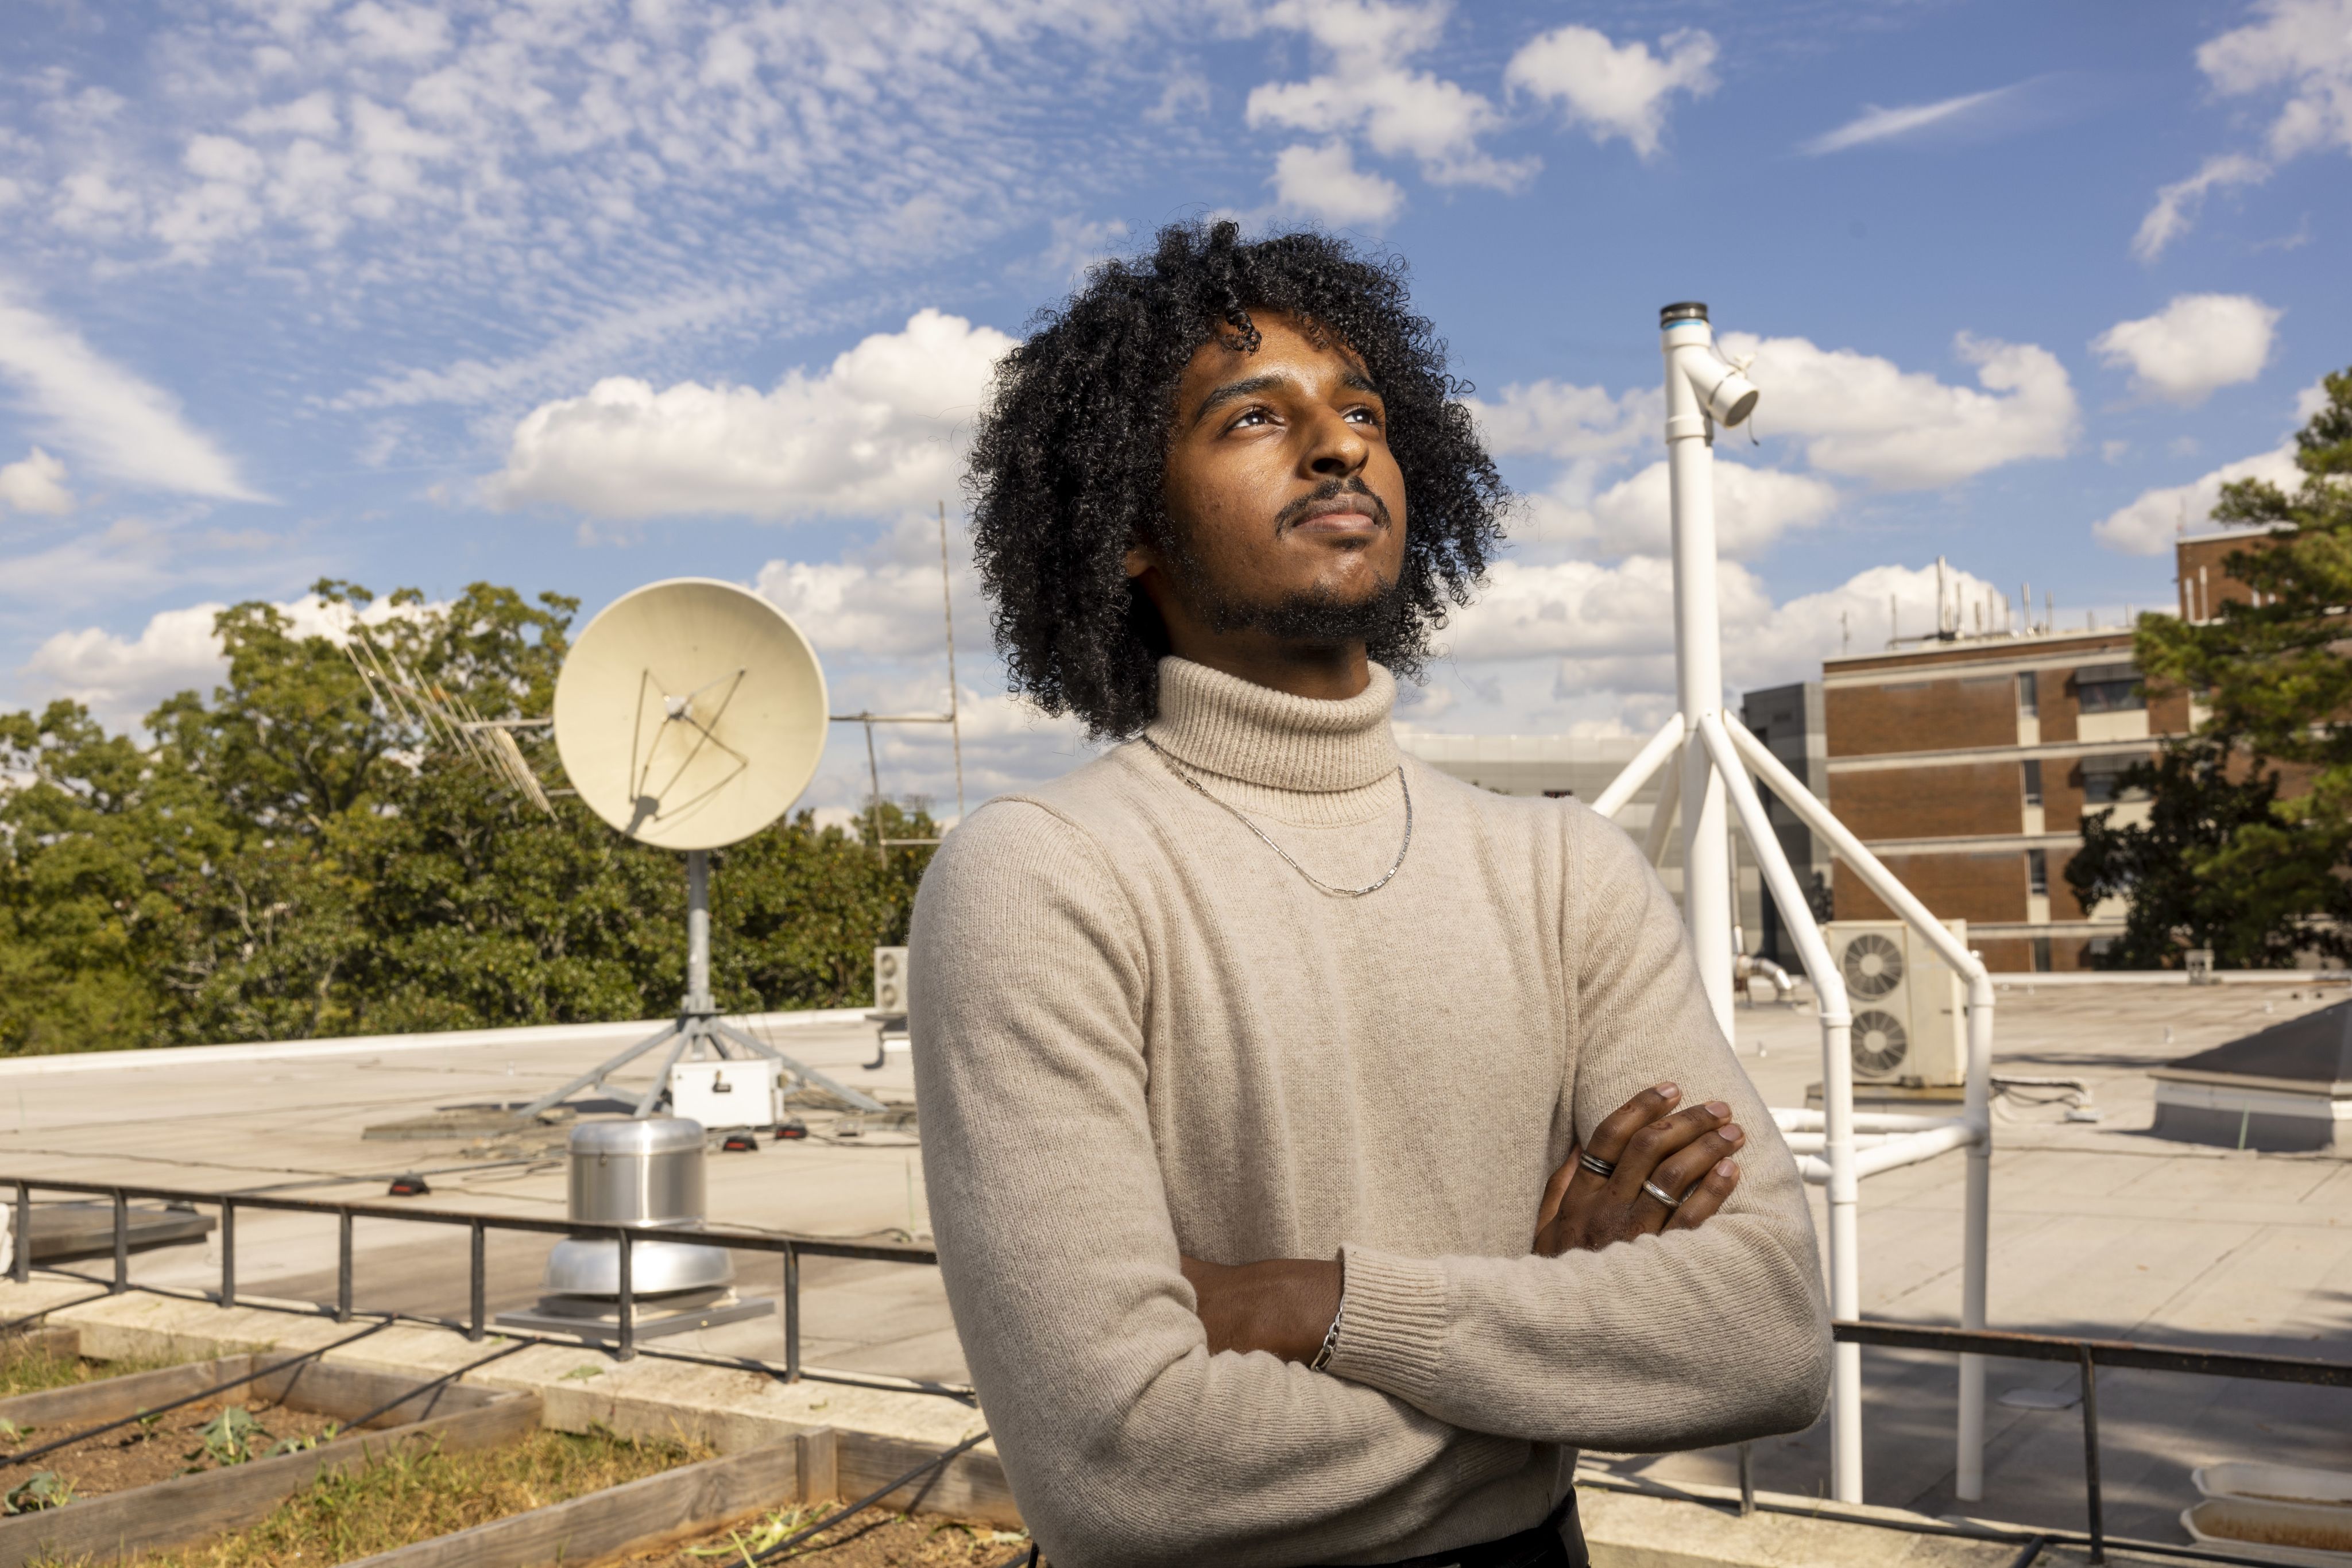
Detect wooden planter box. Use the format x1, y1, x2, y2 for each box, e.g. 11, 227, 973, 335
341, 1427, 1023, 1568
0, 1352, 540, 1566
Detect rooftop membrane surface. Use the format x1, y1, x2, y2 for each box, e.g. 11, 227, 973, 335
0, 978, 2345, 1545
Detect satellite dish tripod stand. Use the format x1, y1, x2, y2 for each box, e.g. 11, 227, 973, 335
512, 850, 887, 1121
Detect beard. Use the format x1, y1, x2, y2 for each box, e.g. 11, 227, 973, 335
1163, 479, 1412, 648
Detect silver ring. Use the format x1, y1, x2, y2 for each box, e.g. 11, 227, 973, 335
1641, 1179, 1684, 1210
1577, 1151, 1616, 1179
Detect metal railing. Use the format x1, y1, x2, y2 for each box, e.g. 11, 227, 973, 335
1835, 1319, 2352, 1565
5, 1176, 2346, 1565
5, 1176, 946, 1393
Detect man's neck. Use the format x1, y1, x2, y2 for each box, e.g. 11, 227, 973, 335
1164, 632, 1370, 703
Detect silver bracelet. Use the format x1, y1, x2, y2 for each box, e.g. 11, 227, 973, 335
1309, 1302, 1345, 1372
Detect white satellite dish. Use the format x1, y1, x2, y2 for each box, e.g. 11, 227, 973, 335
520, 578, 883, 1122
554, 578, 827, 851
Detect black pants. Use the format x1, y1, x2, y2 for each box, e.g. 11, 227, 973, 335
1306, 1490, 1588, 1568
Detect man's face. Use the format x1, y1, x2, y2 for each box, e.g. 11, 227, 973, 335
1137, 312, 1409, 645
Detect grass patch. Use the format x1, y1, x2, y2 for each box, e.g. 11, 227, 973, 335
68, 1425, 709, 1567
0, 1338, 191, 1401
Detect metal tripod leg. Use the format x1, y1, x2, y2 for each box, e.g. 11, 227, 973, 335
633, 1026, 698, 1118
510, 1020, 682, 1120
711, 1022, 887, 1113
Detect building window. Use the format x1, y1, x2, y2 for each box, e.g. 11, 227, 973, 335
2080, 753, 2152, 804
2075, 662, 2145, 714
2021, 759, 2042, 806
2026, 848, 2048, 895
2032, 936, 2052, 973
2017, 671, 2038, 715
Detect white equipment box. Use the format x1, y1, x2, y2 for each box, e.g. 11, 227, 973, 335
668, 1058, 780, 1130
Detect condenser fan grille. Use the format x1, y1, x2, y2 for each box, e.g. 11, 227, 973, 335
1843, 932, 1905, 999
1852, 1010, 1910, 1075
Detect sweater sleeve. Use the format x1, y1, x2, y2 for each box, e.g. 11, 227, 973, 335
1322, 810, 1833, 1451
910, 801, 1531, 1568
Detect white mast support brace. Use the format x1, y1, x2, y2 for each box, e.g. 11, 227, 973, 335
1696, 714, 1863, 1503
1721, 710, 1995, 1501
1590, 713, 1685, 821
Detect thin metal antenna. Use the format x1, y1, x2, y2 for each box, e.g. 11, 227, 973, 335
864, 719, 885, 865
939, 500, 966, 822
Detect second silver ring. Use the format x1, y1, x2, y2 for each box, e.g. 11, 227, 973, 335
1641, 1178, 1684, 1210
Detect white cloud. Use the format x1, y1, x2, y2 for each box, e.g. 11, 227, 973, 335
2092, 293, 2280, 405
0, 289, 262, 501
2133, 154, 2270, 261
1503, 25, 1719, 159
2197, 0, 2352, 160
491, 309, 1015, 520
1245, 0, 1533, 196
2092, 446, 2303, 555
1544, 459, 1842, 560
1268, 142, 1405, 226
1470, 379, 1656, 463
2135, 1, 2351, 259
1717, 330, 2079, 489
0, 447, 74, 516
1436, 555, 2003, 704
1801, 84, 2018, 154
22, 603, 231, 722
11, 0, 1167, 424
18, 593, 389, 726
757, 557, 974, 661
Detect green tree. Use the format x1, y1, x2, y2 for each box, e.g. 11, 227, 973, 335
0, 579, 934, 1052
2064, 738, 2331, 967
2076, 367, 2352, 966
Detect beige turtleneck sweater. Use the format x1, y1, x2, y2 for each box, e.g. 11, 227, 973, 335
910, 659, 1829, 1568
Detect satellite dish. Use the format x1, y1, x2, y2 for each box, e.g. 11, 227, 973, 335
554, 578, 827, 851
519, 579, 884, 1124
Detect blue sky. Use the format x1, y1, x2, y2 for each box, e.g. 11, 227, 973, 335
2, 0, 2347, 813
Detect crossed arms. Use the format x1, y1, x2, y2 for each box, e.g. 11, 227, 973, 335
909, 803, 1831, 1567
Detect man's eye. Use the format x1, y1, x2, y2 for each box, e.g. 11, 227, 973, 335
1347, 406, 1383, 428
1231, 407, 1273, 428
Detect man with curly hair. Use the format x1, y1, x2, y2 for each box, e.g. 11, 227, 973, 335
910, 222, 1829, 1567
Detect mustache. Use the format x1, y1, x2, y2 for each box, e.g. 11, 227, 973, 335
1274, 478, 1392, 534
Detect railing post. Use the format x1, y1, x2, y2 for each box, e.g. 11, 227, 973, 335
1738, 1442, 1755, 1517
616, 1229, 636, 1362
111, 1190, 128, 1293
336, 1210, 354, 1323
11, 1182, 27, 1284
468, 1218, 486, 1343
219, 1198, 235, 1307
2079, 1344, 2105, 1565
784, 1242, 800, 1382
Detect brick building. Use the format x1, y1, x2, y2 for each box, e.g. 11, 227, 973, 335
1817, 529, 2272, 971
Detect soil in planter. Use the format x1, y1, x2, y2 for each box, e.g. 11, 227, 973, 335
83, 1425, 710, 1567
611, 1505, 1033, 1567
2, 1394, 345, 1500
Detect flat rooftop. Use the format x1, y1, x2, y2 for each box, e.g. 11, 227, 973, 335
0, 978, 2345, 1545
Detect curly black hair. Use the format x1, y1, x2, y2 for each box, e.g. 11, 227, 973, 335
965, 219, 1508, 740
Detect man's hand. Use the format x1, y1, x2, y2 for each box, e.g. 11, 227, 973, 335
1533, 1082, 1743, 1257
1179, 1255, 1343, 1361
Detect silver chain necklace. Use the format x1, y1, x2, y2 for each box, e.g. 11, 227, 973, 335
1138, 734, 1412, 898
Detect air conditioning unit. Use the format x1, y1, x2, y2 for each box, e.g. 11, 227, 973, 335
1823, 920, 1968, 1087
873, 946, 910, 1017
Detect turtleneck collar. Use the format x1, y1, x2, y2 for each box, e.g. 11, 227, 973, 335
1142, 657, 1400, 794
